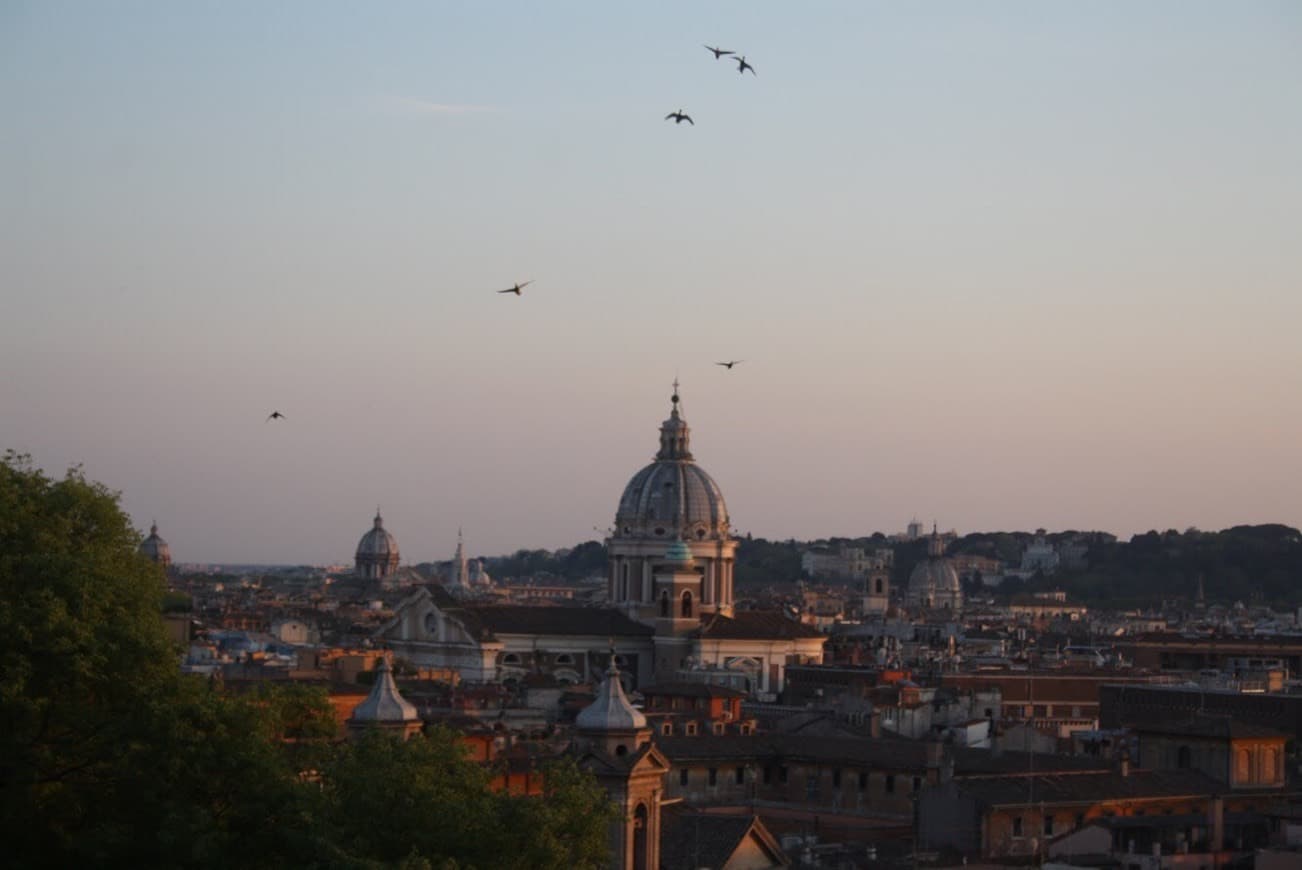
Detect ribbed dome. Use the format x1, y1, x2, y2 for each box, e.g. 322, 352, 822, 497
614, 390, 729, 542
356, 511, 399, 559
576, 661, 646, 731
907, 529, 962, 609
908, 559, 961, 597
139, 523, 172, 567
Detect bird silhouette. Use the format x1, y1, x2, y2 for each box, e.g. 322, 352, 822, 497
715, 360, 744, 369
704, 45, 734, 59
665, 110, 694, 125
266, 411, 286, 422
497, 280, 533, 295
734, 55, 755, 75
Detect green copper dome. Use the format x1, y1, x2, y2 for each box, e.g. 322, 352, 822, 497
664, 539, 694, 565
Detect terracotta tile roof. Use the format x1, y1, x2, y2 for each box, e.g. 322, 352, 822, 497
1132, 716, 1288, 741
698, 610, 825, 640
458, 605, 654, 638
956, 768, 1228, 807
640, 682, 747, 699
660, 811, 785, 870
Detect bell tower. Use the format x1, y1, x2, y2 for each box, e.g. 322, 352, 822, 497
574, 660, 670, 870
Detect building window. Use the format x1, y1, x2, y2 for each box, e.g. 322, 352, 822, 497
735, 766, 745, 785
1075, 813, 1085, 829
885, 775, 895, 794
1044, 814, 1055, 836
1012, 817, 1023, 837
681, 591, 693, 618
806, 773, 819, 800
679, 768, 688, 786
912, 776, 922, 793
708, 767, 717, 787
858, 771, 868, 791
833, 769, 842, 788
1237, 749, 1251, 782
763, 766, 773, 785
662, 722, 673, 736
1177, 746, 1192, 769
780, 766, 788, 785
685, 722, 697, 736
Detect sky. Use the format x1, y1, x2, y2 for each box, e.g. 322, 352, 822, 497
2, 1, 1300, 564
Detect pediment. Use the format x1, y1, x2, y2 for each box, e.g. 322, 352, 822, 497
376, 586, 481, 645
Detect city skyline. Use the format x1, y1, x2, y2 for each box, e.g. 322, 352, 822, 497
3, 2, 1300, 562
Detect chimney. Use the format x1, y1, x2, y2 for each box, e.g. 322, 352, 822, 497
925, 737, 943, 770
1209, 794, 1224, 852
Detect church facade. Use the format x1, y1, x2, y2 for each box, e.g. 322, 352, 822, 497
378, 386, 825, 697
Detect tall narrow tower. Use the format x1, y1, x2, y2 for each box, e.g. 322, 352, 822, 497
449, 527, 470, 593
574, 660, 670, 870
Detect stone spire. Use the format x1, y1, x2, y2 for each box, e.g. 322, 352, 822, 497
451, 527, 469, 590
656, 379, 693, 461
348, 655, 422, 740
928, 522, 945, 558
577, 659, 647, 732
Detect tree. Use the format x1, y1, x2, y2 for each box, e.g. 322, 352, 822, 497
320, 728, 613, 869
0, 452, 615, 868
0, 452, 179, 862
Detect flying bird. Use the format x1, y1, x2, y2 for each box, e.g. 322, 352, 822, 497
734, 55, 755, 75
497, 281, 533, 296
715, 360, 744, 370
665, 110, 694, 125
704, 45, 734, 59
266, 411, 286, 422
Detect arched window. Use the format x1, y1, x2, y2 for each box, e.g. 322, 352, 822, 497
659, 590, 670, 618
1266, 747, 1280, 782
681, 591, 693, 618
1237, 749, 1252, 783
875, 578, 884, 594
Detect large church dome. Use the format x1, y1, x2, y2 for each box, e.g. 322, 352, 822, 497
906, 527, 963, 611
614, 388, 730, 543
356, 510, 400, 580
139, 522, 172, 569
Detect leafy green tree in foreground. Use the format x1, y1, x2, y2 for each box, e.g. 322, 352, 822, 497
0, 451, 613, 869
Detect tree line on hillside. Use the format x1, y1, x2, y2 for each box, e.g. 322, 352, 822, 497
413, 522, 1299, 608
976, 525, 1302, 608
0, 452, 613, 869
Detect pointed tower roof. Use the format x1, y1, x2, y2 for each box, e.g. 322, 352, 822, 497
351, 656, 419, 723
576, 659, 646, 731
656, 379, 693, 461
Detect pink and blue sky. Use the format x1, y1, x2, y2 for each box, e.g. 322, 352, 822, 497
2, 1, 1299, 563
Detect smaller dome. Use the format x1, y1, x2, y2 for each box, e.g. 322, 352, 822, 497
662, 539, 695, 567
357, 511, 399, 559
139, 522, 172, 567
576, 661, 646, 731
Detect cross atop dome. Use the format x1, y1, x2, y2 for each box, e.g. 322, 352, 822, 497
658, 381, 692, 461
